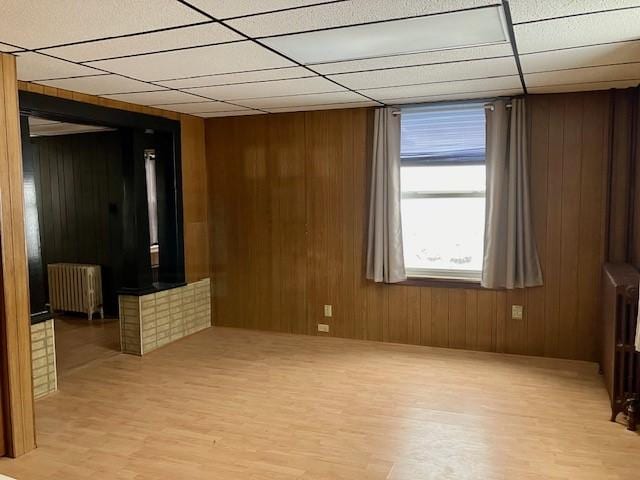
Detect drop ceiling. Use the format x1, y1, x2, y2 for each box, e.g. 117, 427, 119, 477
1, 0, 638, 118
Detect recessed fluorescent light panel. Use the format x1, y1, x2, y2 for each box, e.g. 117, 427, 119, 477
262, 6, 509, 65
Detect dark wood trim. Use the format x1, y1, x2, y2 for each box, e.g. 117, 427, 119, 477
18, 91, 180, 133
19, 91, 186, 299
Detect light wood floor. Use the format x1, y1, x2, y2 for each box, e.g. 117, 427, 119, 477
54, 315, 120, 378
0, 326, 638, 479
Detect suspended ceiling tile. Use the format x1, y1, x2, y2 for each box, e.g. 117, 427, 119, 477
157, 66, 313, 89
261, 7, 507, 64
236, 91, 369, 109
150, 101, 249, 114
528, 79, 640, 94
36, 74, 164, 95
265, 101, 378, 113
385, 88, 524, 105
188, 0, 338, 19
329, 57, 518, 90
0, 0, 208, 49
520, 40, 640, 73
227, 0, 497, 37
196, 110, 266, 117
515, 9, 640, 54
508, 0, 640, 23
102, 90, 205, 106
0, 43, 22, 52
311, 43, 513, 75
15, 52, 103, 81
87, 41, 295, 82
361, 76, 522, 101
43, 23, 242, 63
185, 76, 344, 101
525, 63, 640, 87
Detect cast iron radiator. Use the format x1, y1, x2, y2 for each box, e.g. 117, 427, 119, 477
47, 263, 104, 320
601, 263, 640, 431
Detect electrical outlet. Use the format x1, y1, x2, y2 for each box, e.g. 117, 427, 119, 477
317, 323, 330, 333
324, 304, 332, 317
512, 305, 523, 320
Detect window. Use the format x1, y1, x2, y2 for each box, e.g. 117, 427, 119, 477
400, 102, 486, 281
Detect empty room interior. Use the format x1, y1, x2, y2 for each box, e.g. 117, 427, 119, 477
1, 0, 640, 479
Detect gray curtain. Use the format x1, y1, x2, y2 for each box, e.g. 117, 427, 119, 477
366, 107, 407, 283
482, 98, 543, 289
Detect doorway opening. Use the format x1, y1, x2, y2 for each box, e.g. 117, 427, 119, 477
20, 91, 185, 390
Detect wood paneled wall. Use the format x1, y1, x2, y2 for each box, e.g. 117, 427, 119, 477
207, 92, 611, 362
29, 131, 124, 314
0, 53, 36, 457
180, 115, 209, 284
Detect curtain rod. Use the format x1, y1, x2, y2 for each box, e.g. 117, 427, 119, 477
391, 102, 512, 115
483, 103, 512, 111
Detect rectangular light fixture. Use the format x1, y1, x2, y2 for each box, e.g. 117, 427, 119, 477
262, 6, 509, 65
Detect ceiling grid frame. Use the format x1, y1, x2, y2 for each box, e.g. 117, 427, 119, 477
0, 0, 636, 116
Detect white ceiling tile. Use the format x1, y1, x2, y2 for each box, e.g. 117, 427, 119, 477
520, 40, 640, 73
186, 77, 343, 101
236, 91, 370, 109
102, 90, 205, 106
361, 76, 523, 101
0, 43, 21, 52
312, 43, 513, 74
188, 0, 336, 19
528, 79, 640, 94
508, 0, 640, 23
262, 7, 508, 64
330, 57, 518, 90
525, 63, 640, 88
87, 41, 295, 81
515, 9, 640, 54
228, 0, 497, 37
157, 66, 313, 88
265, 101, 378, 113
386, 89, 523, 105
197, 110, 266, 118
0, 0, 208, 49
150, 101, 249, 114
36, 74, 164, 95
43, 24, 242, 63
15, 52, 103, 81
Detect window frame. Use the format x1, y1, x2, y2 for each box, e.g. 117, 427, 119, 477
399, 102, 487, 284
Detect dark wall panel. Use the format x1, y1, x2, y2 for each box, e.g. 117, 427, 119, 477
31, 131, 123, 315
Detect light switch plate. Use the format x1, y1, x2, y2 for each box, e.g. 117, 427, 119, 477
512, 305, 523, 320
324, 304, 332, 317
317, 323, 329, 333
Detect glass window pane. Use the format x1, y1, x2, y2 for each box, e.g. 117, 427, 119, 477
401, 165, 486, 194
401, 196, 485, 273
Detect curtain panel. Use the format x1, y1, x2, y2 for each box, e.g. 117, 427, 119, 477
482, 98, 543, 289
366, 107, 407, 283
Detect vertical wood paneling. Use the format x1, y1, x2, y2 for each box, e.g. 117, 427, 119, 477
181, 115, 209, 284
543, 98, 565, 358
0, 53, 36, 457
526, 96, 549, 356
31, 132, 123, 314
206, 92, 612, 362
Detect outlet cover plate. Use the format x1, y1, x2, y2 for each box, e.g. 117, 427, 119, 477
512, 305, 523, 320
